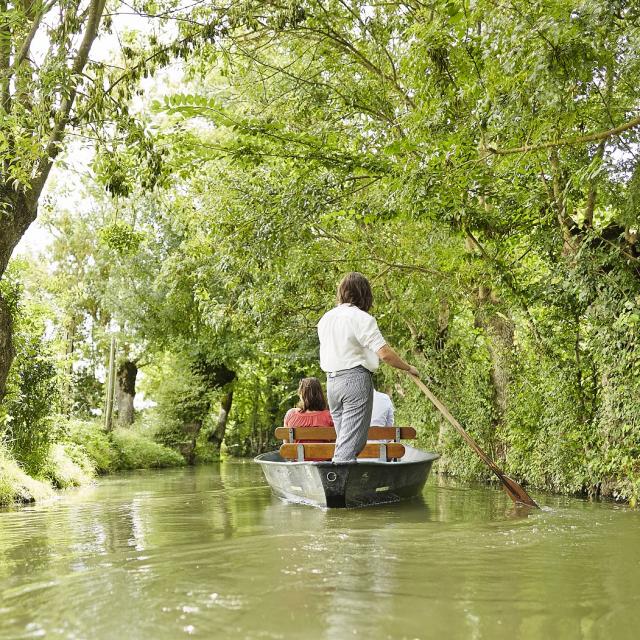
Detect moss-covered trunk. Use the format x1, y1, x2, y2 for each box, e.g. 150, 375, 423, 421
475, 286, 514, 442
0, 188, 37, 401
208, 389, 234, 449
0, 292, 14, 402
180, 420, 202, 465
116, 360, 138, 426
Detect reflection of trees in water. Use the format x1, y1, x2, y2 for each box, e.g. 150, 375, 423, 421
328, 500, 442, 638
218, 459, 274, 535
1, 467, 269, 636
421, 491, 630, 639
0, 466, 269, 635
0, 480, 160, 635
0, 509, 59, 583
257, 484, 591, 638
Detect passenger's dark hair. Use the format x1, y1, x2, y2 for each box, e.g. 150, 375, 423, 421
297, 377, 327, 412
336, 272, 373, 312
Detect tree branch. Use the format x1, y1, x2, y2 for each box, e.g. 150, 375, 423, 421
321, 254, 445, 278
227, 37, 399, 127
465, 230, 548, 350
485, 114, 640, 156
34, 0, 107, 196
11, 0, 56, 73
0, 0, 11, 111
290, 20, 415, 110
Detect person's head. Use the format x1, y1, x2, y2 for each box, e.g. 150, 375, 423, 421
336, 272, 373, 312
297, 377, 327, 412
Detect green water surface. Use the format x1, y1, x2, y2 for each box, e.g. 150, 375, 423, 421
0, 462, 638, 639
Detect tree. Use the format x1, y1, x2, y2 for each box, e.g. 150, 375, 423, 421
0, 0, 108, 399
141, 0, 640, 497
0, 0, 227, 399
11, 0, 640, 498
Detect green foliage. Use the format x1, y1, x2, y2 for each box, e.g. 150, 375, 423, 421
98, 220, 145, 256
144, 351, 214, 448
0, 445, 54, 507
65, 418, 185, 473
43, 443, 95, 490
3, 333, 60, 475
137, 0, 640, 501
110, 428, 185, 470
1, 269, 61, 476
503, 347, 587, 494
7, 0, 640, 504
0, 414, 186, 505
71, 369, 105, 419
93, 152, 137, 198
66, 419, 119, 475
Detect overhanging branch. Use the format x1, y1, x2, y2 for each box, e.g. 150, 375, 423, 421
11, 0, 57, 73
34, 0, 107, 196
485, 114, 640, 156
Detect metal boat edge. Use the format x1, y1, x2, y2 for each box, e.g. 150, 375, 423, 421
255, 445, 439, 508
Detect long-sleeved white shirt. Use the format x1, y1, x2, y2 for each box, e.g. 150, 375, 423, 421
317, 304, 387, 373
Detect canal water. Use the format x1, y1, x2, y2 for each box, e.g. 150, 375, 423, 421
0, 462, 637, 639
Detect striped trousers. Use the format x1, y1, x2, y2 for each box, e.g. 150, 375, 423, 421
326, 366, 374, 462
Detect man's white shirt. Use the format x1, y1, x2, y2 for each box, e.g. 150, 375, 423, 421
317, 304, 387, 373
371, 390, 394, 426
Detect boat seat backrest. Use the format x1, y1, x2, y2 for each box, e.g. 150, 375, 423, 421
279, 442, 405, 462
274, 426, 416, 443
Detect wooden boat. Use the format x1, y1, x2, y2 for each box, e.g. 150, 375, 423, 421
255, 426, 439, 508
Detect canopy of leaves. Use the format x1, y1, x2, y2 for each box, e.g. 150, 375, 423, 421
5, 0, 640, 502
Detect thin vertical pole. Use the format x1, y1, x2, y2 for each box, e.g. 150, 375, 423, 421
104, 335, 117, 431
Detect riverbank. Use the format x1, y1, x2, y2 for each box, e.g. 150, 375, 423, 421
2, 416, 635, 508
0, 420, 184, 507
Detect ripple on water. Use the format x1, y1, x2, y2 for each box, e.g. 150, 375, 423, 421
1, 464, 639, 640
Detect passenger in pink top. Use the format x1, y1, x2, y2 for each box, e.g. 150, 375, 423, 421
284, 377, 334, 430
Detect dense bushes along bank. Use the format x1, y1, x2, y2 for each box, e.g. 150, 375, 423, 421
0, 420, 184, 507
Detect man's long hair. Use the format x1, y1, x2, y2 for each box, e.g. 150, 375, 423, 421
297, 377, 327, 412
336, 272, 373, 312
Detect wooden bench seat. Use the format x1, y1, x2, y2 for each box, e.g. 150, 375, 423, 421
274, 426, 416, 442
280, 442, 405, 462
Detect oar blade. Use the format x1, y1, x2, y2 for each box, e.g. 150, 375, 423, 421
501, 474, 538, 508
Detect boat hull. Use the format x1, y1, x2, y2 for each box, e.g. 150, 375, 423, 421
255, 445, 439, 508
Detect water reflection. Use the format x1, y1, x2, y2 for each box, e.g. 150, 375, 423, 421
0, 463, 638, 639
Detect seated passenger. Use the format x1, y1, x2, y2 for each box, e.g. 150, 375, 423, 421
284, 377, 334, 428
370, 389, 394, 427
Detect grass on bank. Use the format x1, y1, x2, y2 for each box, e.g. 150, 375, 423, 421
66, 420, 184, 473
0, 419, 185, 507
0, 446, 54, 505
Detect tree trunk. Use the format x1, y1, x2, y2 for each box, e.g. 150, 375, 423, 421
483, 314, 514, 422
61, 323, 76, 416
0, 188, 38, 400
180, 420, 202, 465
104, 335, 117, 432
435, 299, 450, 351
0, 0, 107, 404
550, 149, 578, 255
1, 183, 39, 277
116, 360, 138, 426
0, 292, 15, 402
208, 389, 234, 449
475, 286, 515, 433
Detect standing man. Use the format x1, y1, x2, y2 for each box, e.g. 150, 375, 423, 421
317, 272, 419, 462
371, 389, 394, 427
